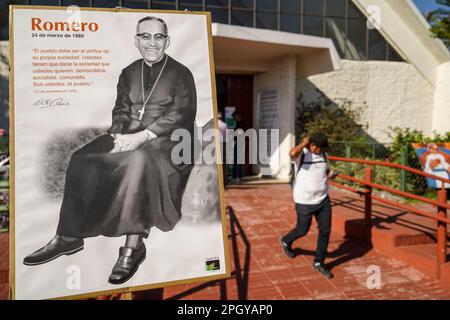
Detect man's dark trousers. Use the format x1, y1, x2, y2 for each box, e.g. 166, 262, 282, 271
282, 196, 332, 263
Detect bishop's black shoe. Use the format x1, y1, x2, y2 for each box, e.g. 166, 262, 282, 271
23, 235, 84, 266
108, 243, 146, 285
313, 261, 333, 279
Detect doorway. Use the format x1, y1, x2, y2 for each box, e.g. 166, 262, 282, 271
215, 74, 254, 177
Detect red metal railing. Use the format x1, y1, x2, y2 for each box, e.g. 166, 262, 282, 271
327, 156, 450, 264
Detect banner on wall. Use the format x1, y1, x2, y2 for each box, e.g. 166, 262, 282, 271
9, 5, 229, 300
256, 89, 280, 176
412, 142, 450, 189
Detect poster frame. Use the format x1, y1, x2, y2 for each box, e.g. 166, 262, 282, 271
8, 4, 231, 300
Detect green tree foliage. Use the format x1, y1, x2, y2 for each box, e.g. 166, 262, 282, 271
296, 94, 369, 143
0, 137, 7, 154
389, 127, 450, 156
426, 0, 450, 48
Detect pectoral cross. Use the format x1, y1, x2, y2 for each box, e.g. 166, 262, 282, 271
139, 57, 168, 122
138, 106, 145, 120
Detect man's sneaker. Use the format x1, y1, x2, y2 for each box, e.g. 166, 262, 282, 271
313, 261, 333, 279
279, 237, 295, 258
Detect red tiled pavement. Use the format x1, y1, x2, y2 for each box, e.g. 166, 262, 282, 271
0, 232, 9, 299
0, 233, 8, 285
135, 184, 450, 300
2, 184, 450, 300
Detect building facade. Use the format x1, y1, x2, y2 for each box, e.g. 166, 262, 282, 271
1, 0, 449, 180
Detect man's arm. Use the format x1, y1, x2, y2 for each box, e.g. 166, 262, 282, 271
107, 70, 131, 134
146, 70, 197, 136
110, 130, 153, 153
110, 69, 197, 154
290, 136, 310, 161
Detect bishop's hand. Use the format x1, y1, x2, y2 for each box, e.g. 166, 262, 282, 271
110, 131, 149, 153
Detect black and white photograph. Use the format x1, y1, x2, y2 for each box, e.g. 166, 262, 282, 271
10, 6, 229, 300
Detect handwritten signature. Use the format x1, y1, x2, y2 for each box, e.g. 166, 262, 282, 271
33, 98, 70, 108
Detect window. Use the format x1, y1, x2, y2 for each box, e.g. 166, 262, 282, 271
0, 1, 9, 40
303, 16, 323, 37
256, 0, 277, 11
179, 0, 203, 11
93, 0, 120, 7
256, 11, 277, 30
62, 0, 92, 6
326, 0, 346, 18
348, 1, 364, 18
280, 13, 301, 34
368, 29, 386, 61
231, 9, 253, 27
280, 0, 301, 13
180, 0, 203, 10
151, 1, 176, 9
30, 0, 60, 5
15, 0, 405, 62
346, 18, 366, 60
123, 0, 148, 8
388, 44, 404, 62
325, 17, 346, 57
232, 0, 253, 9
304, 0, 323, 16
180, 0, 203, 4
180, 3, 203, 11
207, 0, 228, 6
209, 8, 229, 24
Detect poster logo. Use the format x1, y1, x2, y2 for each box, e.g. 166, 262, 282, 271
205, 258, 220, 271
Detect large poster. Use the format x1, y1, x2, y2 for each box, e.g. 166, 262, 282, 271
10, 5, 229, 300
412, 142, 450, 189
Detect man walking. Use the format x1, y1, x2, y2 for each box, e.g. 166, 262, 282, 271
280, 133, 338, 279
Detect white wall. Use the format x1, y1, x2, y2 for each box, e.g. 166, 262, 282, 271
432, 61, 450, 134
296, 59, 435, 143
253, 55, 296, 180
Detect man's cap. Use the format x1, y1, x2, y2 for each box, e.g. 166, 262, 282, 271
310, 132, 331, 153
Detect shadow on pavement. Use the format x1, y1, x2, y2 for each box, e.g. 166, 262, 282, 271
132, 205, 251, 300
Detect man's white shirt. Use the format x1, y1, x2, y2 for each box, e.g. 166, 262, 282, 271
293, 148, 330, 205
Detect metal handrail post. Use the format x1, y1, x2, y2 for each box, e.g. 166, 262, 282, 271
437, 189, 448, 264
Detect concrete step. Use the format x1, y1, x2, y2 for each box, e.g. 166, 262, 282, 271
395, 244, 450, 285
329, 190, 450, 288
330, 191, 448, 247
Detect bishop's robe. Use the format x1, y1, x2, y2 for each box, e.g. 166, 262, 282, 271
56, 54, 197, 238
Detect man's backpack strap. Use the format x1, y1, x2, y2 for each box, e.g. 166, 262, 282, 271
290, 151, 304, 189
296, 151, 306, 175
290, 151, 327, 189
296, 152, 327, 174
